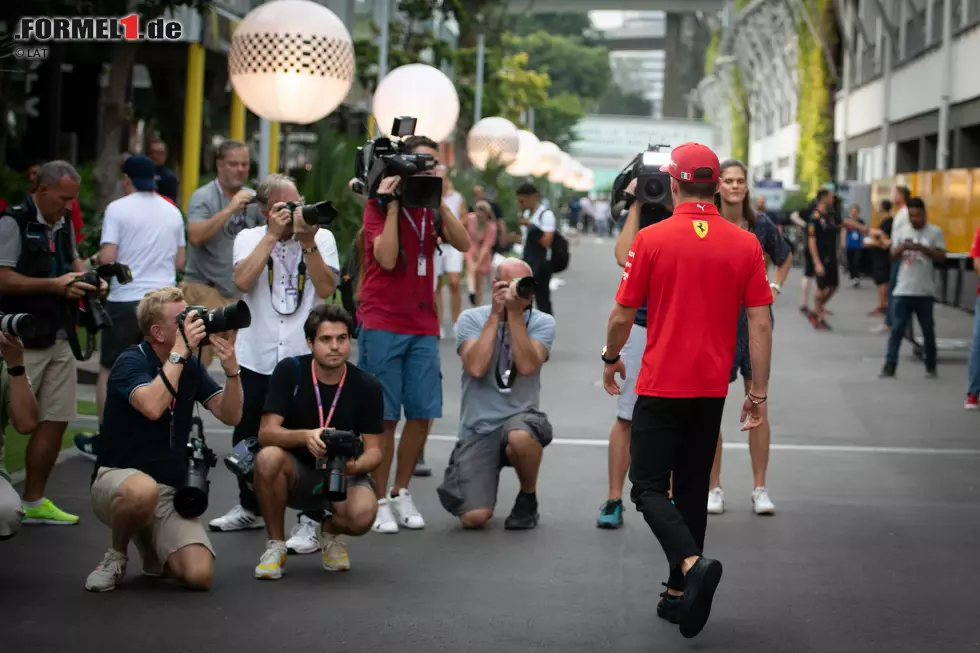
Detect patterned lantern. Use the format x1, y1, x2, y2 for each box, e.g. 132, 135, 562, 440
466, 117, 520, 170
506, 130, 542, 177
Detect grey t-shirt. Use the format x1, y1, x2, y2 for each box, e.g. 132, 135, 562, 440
454, 305, 556, 437
892, 223, 945, 297
183, 180, 265, 299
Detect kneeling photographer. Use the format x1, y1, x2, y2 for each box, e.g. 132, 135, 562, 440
253, 305, 383, 579
0, 330, 41, 541
85, 287, 244, 592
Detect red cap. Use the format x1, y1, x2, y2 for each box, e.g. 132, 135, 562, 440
660, 142, 720, 183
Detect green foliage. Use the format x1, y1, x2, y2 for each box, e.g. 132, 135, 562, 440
504, 13, 593, 39
596, 84, 652, 118
704, 28, 720, 77
503, 32, 610, 103
729, 68, 750, 163
795, 0, 835, 197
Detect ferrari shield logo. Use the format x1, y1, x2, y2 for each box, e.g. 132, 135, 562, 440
692, 220, 708, 238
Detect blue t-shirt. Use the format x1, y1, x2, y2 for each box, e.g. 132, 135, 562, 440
96, 342, 223, 488
846, 220, 865, 249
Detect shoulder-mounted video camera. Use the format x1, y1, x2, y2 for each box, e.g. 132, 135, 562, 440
612, 144, 674, 229
351, 117, 443, 209
68, 263, 134, 361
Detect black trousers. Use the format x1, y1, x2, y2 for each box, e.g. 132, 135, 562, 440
846, 248, 863, 280
233, 367, 270, 513
532, 261, 552, 315
629, 395, 726, 590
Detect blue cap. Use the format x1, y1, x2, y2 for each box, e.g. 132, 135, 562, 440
123, 154, 157, 191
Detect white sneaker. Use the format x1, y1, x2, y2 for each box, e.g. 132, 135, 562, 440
390, 488, 425, 529
752, 488, 776, 515
707, 487, 724, 514
372, 498, 399, 534
208, 505, 265, 532
319, 526, 350, 572
254, 540, 288, 580
286, 515, 319, 555
85, 548, 128, 592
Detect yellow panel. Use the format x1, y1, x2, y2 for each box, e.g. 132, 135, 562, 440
873, 169, 977, 254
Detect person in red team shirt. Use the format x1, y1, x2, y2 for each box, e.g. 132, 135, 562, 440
600, 142, 773, 639
966, 224, 980, 409
357, 134, 470, 534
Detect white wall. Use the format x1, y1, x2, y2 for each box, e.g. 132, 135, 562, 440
748, 122, 800, 188
835, 25, 980, 141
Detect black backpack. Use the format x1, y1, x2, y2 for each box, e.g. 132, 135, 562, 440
549, 228, 570, 273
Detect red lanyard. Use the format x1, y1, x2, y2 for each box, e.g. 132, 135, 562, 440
312, 359, 346, 429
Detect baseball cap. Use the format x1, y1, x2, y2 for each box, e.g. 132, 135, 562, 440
122, 154, 157, 191
659, 142, 720, 184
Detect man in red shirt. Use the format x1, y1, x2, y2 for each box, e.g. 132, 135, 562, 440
357, 135, 470, 534
966, 225, 980, 409
600, 143, 773, 639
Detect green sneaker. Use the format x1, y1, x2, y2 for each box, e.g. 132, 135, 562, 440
22, 498, 80, 525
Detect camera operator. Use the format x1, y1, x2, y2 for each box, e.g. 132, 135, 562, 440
183, 140, 264, 368
208, 174, 339, 539
516, 183, 555, 315
437, 259, 555, 530
0, 160, 104, 527
358, 135, 470, 533
0, 333, 41, 540
253, 305, 382, 578
85, 287, 243, 592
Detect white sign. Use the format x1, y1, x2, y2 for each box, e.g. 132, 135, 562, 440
569, 114, 718, 159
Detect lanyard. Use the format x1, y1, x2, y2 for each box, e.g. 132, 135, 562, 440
402, 208, 427, 246
312, 359, 346, 429
266, 239, 306, 314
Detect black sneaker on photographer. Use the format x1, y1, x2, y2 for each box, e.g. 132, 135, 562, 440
657, 584, 684, 624
504, 491, 538, 530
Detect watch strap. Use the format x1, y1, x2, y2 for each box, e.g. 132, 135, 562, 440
7, 365, 26, 377
302, 244, 318, 254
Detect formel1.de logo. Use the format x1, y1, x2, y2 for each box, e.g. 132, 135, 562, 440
14, 15, 183, 42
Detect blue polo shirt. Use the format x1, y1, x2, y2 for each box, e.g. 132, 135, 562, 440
96, 341, 223, 488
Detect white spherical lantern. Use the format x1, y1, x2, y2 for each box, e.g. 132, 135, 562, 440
228, 0, 355, 124
466, 117, 519, 170
506, 130, 541, 177
548, 152, 572, 184
533, 141, 563, 177
373, 64, 459, 143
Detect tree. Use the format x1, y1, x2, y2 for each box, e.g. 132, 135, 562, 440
596, 85, 652, 117
504, 12, 594, 39
504, 32, 611, 103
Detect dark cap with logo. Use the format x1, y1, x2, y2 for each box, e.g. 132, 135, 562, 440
660, 142, 720, 184
123, 154, 158, 191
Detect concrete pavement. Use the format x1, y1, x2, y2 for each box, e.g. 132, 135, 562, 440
4, 238, 979, 652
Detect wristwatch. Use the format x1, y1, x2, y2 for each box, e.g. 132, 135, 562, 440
7, 365, 25, 377
601, 346, 621, 365
302, 244, 318, 255
168, 352, 187, 365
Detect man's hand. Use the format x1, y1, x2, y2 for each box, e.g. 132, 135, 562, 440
292, 208, 318, 245
267, 204, 291, 240
770, 285, 780, 302
491, 280, 509, 315
504, 283, 527, 314
56, 273, 96, 299
603, 359, 627, 396
377, 176, 401, 196
625, 177, 638, 198
306, 429, 327, 459
179, 311, 207, 352
814, 261, 825, 277
232, 189, 255, 211
0, 333, 26, 367
740, 394, 768, 431
98, 277, 109, 298
210, 335, 237, 376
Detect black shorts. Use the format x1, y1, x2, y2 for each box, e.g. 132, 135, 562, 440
804, 255, 815, 278
286, 452, 374, 512
99, 300, 141, 368
816, 259, 839, 290
871, 252, 891, 285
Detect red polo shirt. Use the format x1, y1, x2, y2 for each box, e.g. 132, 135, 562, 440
616, 202, 773, 398
970, 225, 980, 296
358, 201, 439, 336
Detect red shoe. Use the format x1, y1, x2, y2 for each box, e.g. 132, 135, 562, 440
966, 394, 979, 411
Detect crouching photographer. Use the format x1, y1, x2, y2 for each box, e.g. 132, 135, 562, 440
0, 330, 41, 541
85, 287, 243, 592
253, 305, 383, 579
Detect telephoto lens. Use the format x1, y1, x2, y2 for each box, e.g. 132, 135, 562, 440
0, 312, 36, 339
511, 276, 537, 300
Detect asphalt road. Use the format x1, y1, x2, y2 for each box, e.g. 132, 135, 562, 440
4, 234, 980, 652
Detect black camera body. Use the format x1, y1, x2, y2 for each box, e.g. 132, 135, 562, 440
75, 263, 134, 333
282, 201, 339, 228
224, 436, 260, 481
353, 117, 442, 209
613, 145, 673, 208
0, 311, 36, 338
314, 429, 364, 503
177, 301, 252, 347
173, 425, 218, 519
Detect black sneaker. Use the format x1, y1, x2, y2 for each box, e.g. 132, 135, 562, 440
679, 557, 723, 639
413, 455, 432, 477
504, 492, 539, 530
879, 363, 896, 378
925, 367, 937, 378
657, 585, 683, 624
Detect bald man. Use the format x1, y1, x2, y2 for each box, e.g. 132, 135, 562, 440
437, 259, 557, 531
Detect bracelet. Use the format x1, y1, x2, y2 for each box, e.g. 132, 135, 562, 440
302, 244, 318, 255
225, 368, 241, 378
748, 392, 767, 405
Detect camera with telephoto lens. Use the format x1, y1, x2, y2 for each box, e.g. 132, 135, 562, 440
0, 312, 36, 339
612, 145, 675, 228
173, 424, 218, 519
224, 436, 260, 482
510, 276, 536, 300
280, 200, 339, 228
314, 429, 364, 503
352, 116, 443, 209
176, 301, 252, 347
74, 263, 134, 332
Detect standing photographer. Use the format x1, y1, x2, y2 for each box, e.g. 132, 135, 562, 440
0, 332, 41, 540
208, 174, 339, 541
252, 305, 382, 579
0, 160, 103, 527
85, 287, 243, 592
358, 135, 470, 534
516, 184, 555, 315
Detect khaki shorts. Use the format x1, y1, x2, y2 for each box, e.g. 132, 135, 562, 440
24, 339, 77, 423
178, 281, 238, 369
91, 468, 215, 563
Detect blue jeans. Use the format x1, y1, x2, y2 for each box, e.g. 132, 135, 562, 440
357, 328, 442, 421
885, 261, 900, 328
968, 297, 980, 395
886, 296, 936, 369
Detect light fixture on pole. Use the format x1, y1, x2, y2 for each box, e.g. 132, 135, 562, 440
533, 141, 562, 177
372, 63, 460, 143
506, 130, 542, 177
228, 0, 355, 124
548, 152, 572, 185
466, 117, 519, 170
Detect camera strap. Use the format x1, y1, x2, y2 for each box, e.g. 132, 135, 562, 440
312, 359, 346, 429
265, 241, 306, 315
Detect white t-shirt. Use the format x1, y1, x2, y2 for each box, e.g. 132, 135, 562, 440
891, 206, 910, 241
444, 190, 465, 220
101, 192, 185, 302
232, 226, 340, 375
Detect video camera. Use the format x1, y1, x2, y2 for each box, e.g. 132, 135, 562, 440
68, 263, 134, 361
173, 420, 218, 519
612, 145, 674, 228
352, 116, 442, 209
0, 311, 36, 339
314, 429, 364, 502
177, 301, 252, 348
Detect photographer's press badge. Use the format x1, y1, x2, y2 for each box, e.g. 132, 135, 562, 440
417, 254, 426, 277
692, 220, 708, 238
